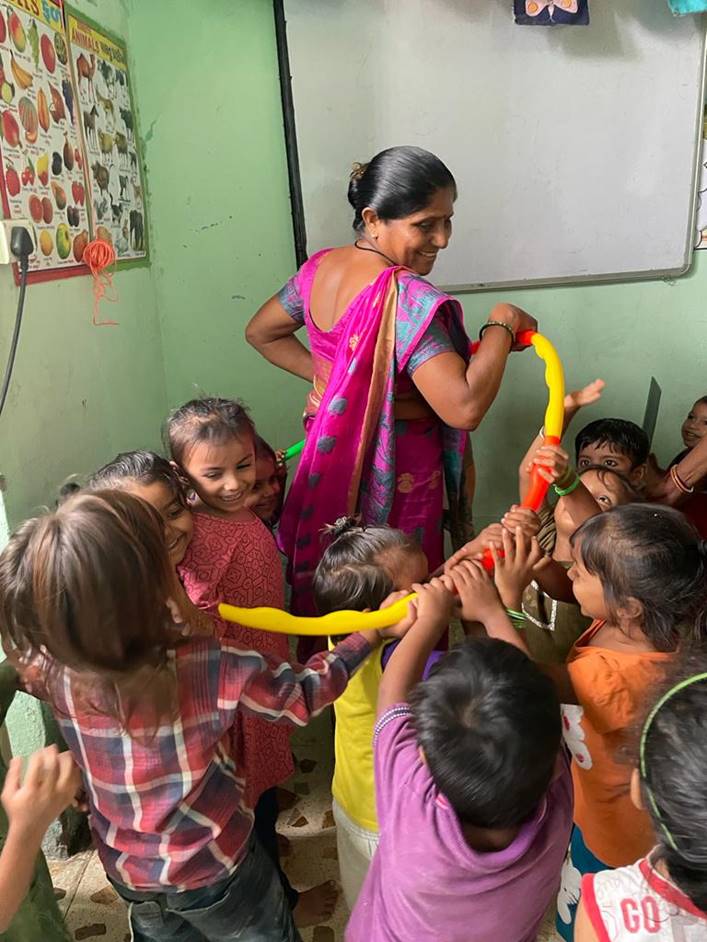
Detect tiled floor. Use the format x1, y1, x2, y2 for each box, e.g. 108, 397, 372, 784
48, 710, 562, 941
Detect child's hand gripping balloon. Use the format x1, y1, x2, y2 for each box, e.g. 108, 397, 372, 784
527, 444, 571, 487
447, 559, 505, 625
491, 528, 547, 611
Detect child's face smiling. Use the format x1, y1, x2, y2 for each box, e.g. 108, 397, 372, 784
183, 435, 256, 515
127, 480, 193, 566
248, 455, 282, 523
681, 400, 707, 450
567, 544, 608, 620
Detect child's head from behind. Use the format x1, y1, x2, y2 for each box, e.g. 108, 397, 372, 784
569, 504, 707, 651
681, 396, 707, 451
88, 451, 192, 566
637, 666, 707, 911
410, 638, 560, 829
249, 436, 284, 526
575, 418, 649, 486
0, 491, 177, 677
313, 518, 427, 614
166, 398, 256, 516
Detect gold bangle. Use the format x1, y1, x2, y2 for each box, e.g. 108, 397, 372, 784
670, 464, 694, 495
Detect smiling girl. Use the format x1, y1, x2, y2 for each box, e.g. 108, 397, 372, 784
166, 397, 337, 928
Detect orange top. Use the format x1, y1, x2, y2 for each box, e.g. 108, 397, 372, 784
564, 621, 672, 868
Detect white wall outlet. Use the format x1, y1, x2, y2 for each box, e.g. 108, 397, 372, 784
0, 220, 36, 265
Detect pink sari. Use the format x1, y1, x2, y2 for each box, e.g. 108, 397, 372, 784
278, 251, 471, 615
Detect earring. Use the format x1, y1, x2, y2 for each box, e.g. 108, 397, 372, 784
373, 232, 379, 241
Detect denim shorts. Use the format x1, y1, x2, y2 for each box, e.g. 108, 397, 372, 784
113, 834, 302, 942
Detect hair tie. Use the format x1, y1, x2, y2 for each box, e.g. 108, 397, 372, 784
350, 162, 368, 182
83, 238, 118, 327
640, 671, 707, 851
324, 515, 362, 539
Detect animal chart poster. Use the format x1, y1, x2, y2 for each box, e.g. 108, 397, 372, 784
66, 9, 147, 263
0, 0, 91, 281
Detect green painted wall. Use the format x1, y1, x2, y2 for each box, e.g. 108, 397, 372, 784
129, 0, 707, 529
0, 0, 167, 755
126, 0, 303, 426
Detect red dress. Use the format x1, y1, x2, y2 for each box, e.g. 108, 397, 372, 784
178, 511, 294, 807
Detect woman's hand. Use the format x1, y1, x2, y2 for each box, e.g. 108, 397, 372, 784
500, 505, 541, 538
491, 527, 545, 610
489, 303, 538, 350
528, 444, 571, 486
447, 559, 504, 624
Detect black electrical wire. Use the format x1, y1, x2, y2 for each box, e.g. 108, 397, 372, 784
0, 258, 29, 421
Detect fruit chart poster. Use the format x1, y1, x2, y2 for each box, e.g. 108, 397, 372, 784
0, 0, 90, 280
67, 9, 148, 264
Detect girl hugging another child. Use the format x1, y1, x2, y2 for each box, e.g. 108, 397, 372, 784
89, 398, 334, 928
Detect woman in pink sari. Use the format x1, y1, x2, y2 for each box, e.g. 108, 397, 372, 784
247, 146, 537, 616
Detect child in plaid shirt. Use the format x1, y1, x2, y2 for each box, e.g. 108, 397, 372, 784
0, 490, 393, 942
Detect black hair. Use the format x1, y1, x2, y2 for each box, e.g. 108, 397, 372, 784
410, 637, 561, 829
165, 397, 255, 465
254, 435, 277, 465
56, 479, 82, 506
88, 450, 186, 503
692, 396, 707, 407
577, 463, 642, 503
348, 146, 456, 233
571, 504, 707, 652
575, 418, 650, 468
641, 664, 707, 911
313, 518, 421, 614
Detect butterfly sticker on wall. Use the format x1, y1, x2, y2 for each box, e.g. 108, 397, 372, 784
514, 0, 589, 25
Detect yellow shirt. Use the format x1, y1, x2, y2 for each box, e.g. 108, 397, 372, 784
330, 639, 392, 832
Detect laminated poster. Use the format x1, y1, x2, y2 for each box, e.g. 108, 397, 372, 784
0, 0, 90, 280
66, 8, 147, 263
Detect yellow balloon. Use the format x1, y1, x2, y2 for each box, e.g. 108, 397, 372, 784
219, 331, 565, 636
218, 595, 416, 636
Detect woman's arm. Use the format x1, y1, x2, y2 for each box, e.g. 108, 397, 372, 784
646, 435, 707, 506
245, 295, 313, 382
411, 303, 537, 431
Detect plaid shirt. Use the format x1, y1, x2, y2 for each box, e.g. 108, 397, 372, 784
42, 633, 372, 891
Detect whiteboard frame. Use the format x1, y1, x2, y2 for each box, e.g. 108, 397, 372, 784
275, 2, 707, 292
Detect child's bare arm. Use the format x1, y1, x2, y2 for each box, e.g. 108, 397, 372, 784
533, 558, 576, 603
448, 558, 530, 655
377, 579, 455, 717
573, 897, 601, 942
0, 748, 81, 933
519, 380, 604, 501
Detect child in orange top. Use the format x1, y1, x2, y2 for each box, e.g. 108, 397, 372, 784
551, 505, 707, 940
452, 507, 707, 941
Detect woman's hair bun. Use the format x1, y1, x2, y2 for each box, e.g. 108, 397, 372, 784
324, 515, 362, 541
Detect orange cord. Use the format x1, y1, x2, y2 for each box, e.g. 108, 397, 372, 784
82, 239, 118, 326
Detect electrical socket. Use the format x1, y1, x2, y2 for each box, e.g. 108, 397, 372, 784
0, 220, 36, 266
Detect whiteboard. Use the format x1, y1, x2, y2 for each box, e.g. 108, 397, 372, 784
281, 0, 707, 290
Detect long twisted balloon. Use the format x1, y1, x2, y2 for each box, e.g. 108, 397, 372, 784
219, 330, 565, 635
